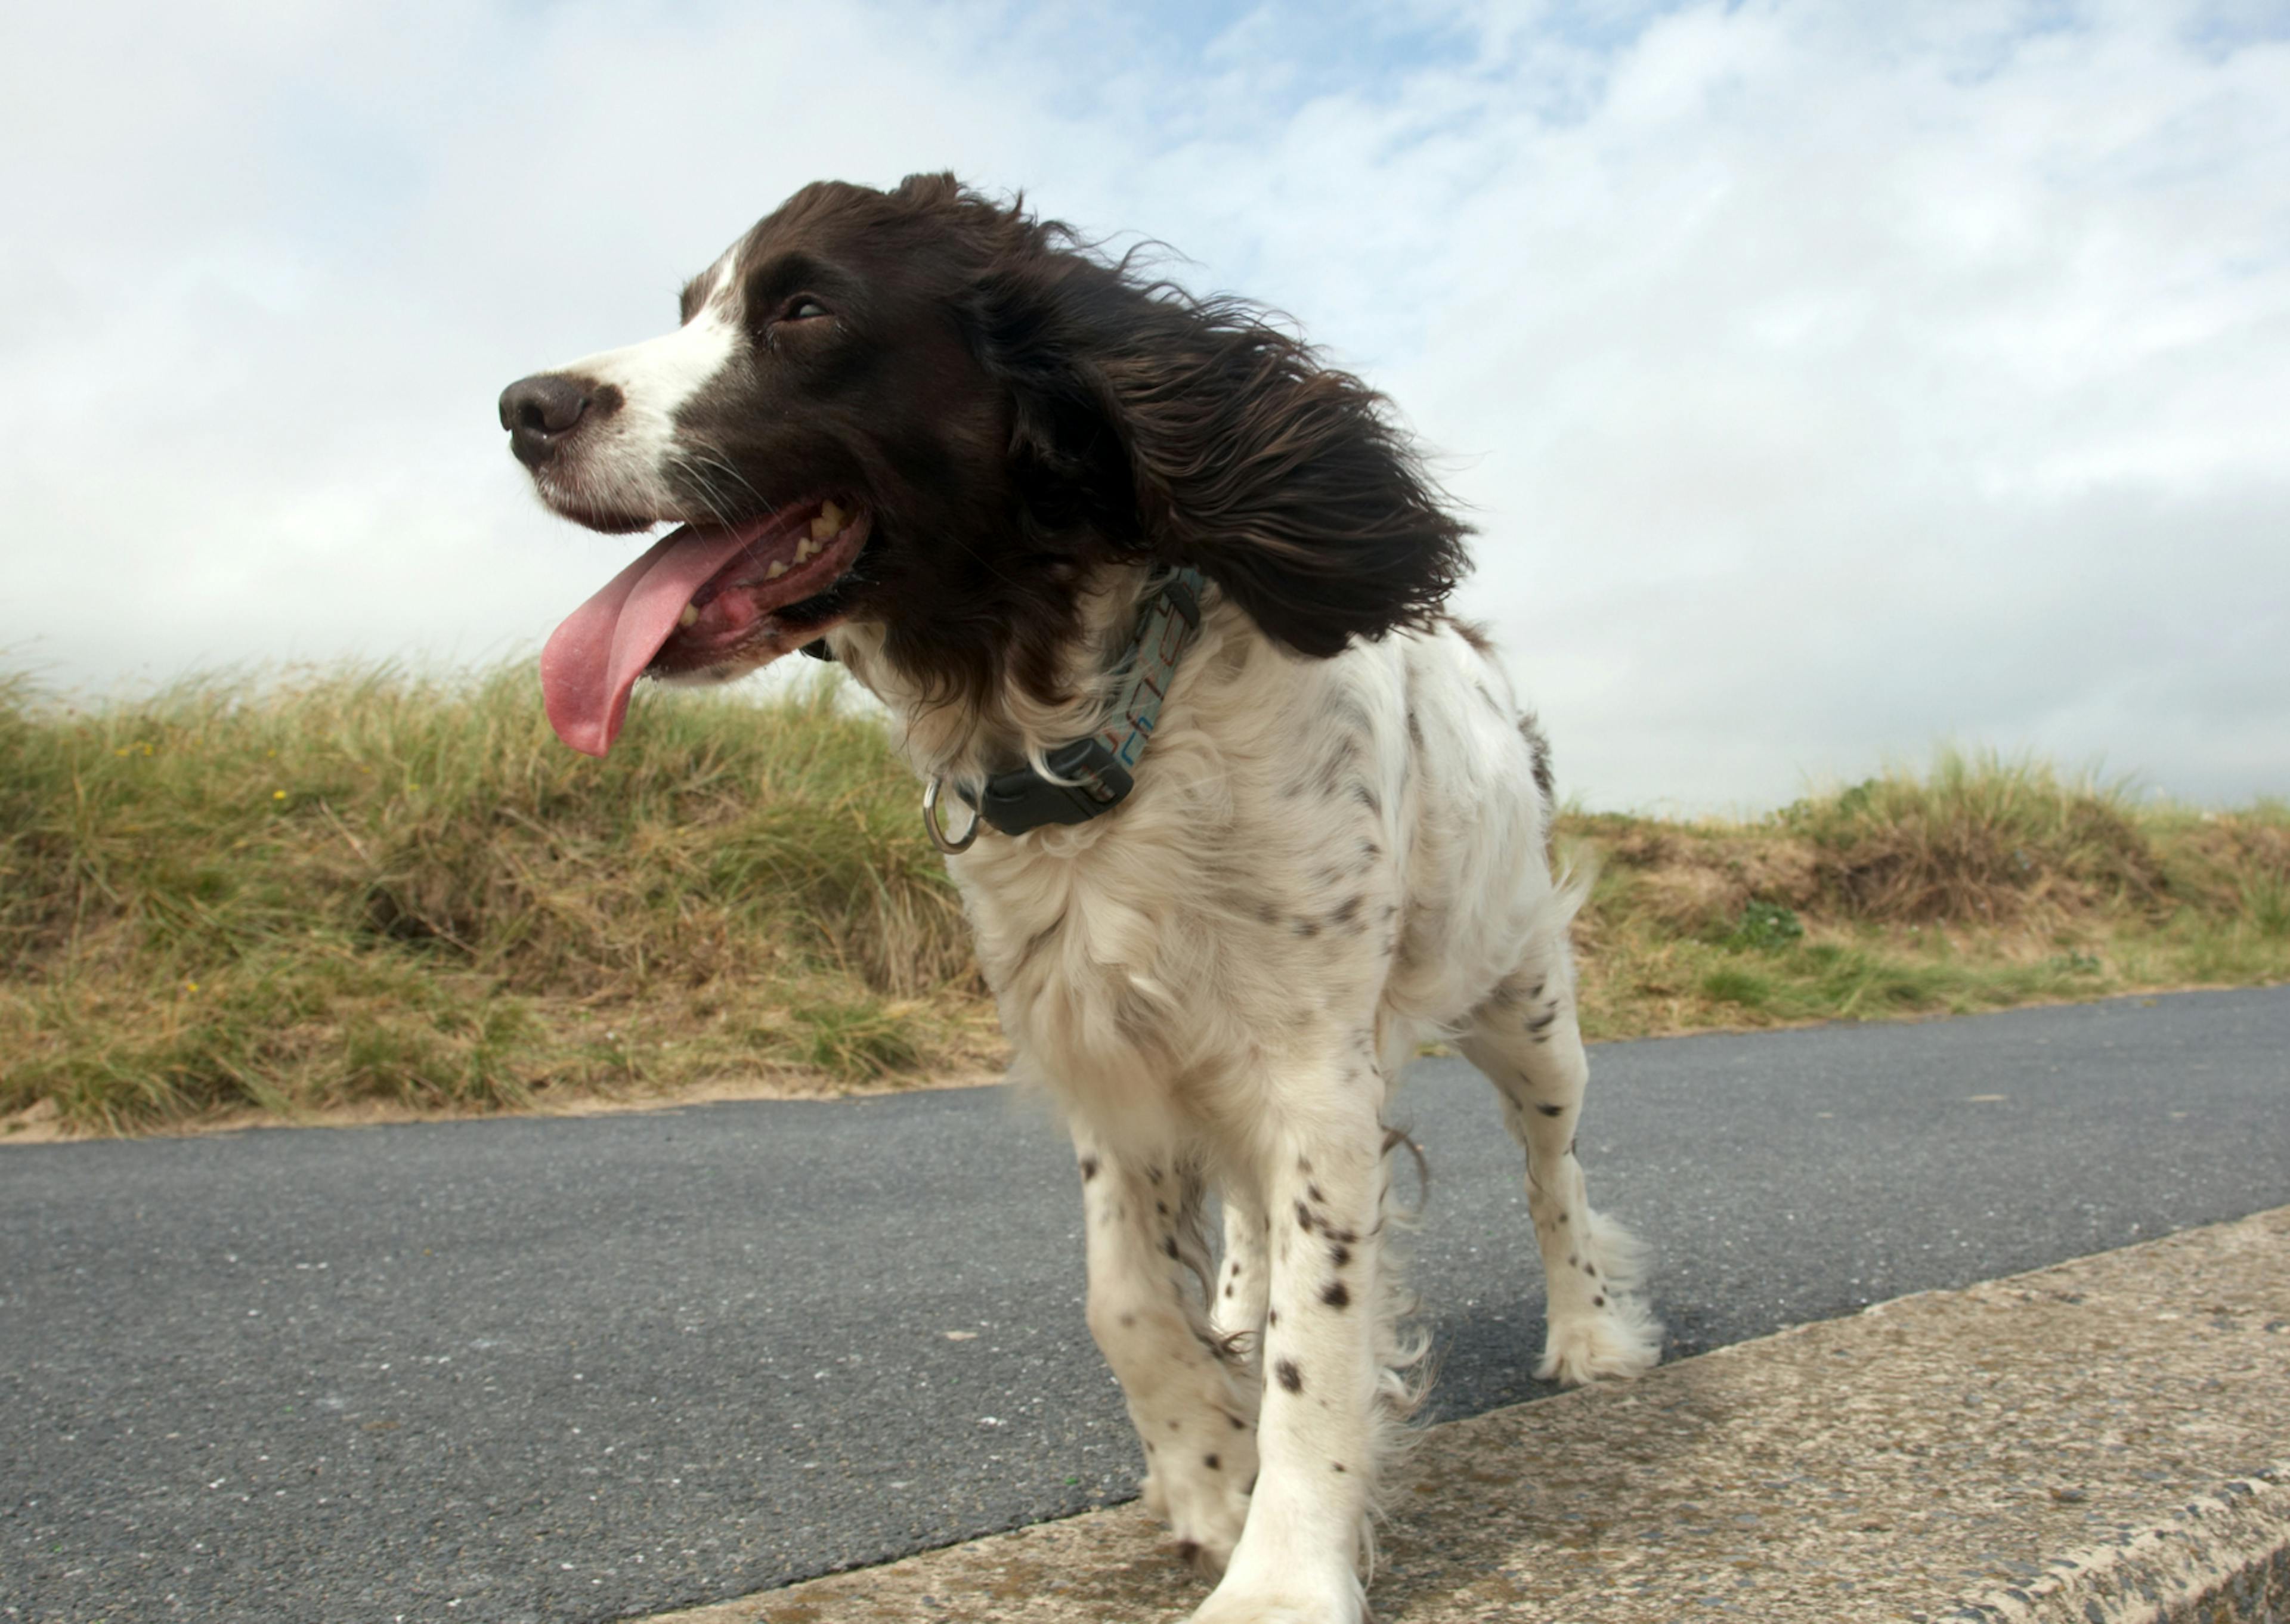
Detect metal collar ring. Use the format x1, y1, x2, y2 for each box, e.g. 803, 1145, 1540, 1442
921, 776, 980, 854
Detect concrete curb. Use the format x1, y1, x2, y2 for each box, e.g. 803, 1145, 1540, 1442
643, 1207, 2290, 1623
1941, 1465, 2289, 1623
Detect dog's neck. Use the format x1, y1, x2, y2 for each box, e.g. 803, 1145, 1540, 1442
826, 563, 1161, 793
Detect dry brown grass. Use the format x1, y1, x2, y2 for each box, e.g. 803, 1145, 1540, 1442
1, 664, 1000, 1133
4, 667, 2283, 1138
1564, 754, 2288, 1040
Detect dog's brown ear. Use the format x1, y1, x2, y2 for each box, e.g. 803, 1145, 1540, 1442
1078, 299, 1471, 656
963, 205, 1471, 657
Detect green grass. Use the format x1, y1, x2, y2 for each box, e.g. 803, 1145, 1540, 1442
1, 664, 993, 1131
4, 671, 2286, 1136
1570, 751, 2290, 1040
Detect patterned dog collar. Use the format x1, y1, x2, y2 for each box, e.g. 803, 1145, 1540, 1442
921, 568, 1205, 850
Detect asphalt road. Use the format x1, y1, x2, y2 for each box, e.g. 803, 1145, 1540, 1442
5, 987, 2287, 1624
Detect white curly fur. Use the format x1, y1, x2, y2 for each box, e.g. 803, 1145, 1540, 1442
829, 575, 1663, 1623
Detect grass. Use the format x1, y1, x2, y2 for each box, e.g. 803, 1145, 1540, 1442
1, 664, 993, 1132
1567, 757, 2290, 1040
4, 664, 2285, 1135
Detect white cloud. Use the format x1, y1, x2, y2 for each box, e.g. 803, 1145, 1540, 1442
2, 0, 2284, 808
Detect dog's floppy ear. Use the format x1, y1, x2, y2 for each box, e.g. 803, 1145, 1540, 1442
1088, 297, 1471, 656
973, 238, 1472, 658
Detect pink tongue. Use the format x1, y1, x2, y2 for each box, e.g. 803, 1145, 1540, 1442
540, 524, 766, 757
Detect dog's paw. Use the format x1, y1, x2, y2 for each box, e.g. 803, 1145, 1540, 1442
1188, 1543, 1363, 1624
1188, 1585, 1363, 1624
1143, 1458, 1254, 1577
1536, 1291, 1661, 1384
1536, 1207, 1661, 1385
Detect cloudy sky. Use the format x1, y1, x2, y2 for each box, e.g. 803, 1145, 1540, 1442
4, 1, 2285, 810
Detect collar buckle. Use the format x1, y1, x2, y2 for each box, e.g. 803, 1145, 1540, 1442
969, 737, 1135, 832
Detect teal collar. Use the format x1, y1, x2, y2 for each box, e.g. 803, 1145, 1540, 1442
922, 568, 1205, 850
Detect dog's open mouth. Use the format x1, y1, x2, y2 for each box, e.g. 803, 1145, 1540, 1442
540, 499, 869, 757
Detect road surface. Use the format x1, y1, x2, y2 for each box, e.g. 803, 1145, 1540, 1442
4, 987, 2285, 1624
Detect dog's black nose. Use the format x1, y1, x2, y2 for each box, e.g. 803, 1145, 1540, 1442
499, 374, 599, 469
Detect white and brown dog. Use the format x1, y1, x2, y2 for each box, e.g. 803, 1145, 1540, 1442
500, 173, 1658, 1624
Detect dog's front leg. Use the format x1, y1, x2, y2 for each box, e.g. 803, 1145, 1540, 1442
1193, 1077, 1383, 1624
1073, 1130, 1258, 1575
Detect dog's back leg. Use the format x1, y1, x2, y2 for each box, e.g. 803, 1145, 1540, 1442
1457, 946, 1661, 1384
1209, 1187, 1270, 1359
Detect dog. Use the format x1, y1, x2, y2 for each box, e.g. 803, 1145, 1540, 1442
499, 173, 1659, 1624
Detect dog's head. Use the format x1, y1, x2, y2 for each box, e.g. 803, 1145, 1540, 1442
501, 173, 1468, 756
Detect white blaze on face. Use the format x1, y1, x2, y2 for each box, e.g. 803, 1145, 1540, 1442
534, 252, 744, 520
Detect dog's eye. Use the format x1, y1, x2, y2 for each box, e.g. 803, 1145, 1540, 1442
784, 297, 830, 321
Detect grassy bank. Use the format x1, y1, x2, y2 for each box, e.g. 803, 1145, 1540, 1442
4, 664, 2285, 1134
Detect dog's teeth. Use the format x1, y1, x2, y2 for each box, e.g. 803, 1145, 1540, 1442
766, 561, 787, 579
818, 500, 847, 534
794, 539, 815, 563
677, 603, 700, 628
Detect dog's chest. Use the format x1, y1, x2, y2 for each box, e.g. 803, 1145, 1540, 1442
944, 649, 1426, 1101
951, 796, 1316, 1093
900, 616, 1549, 1111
